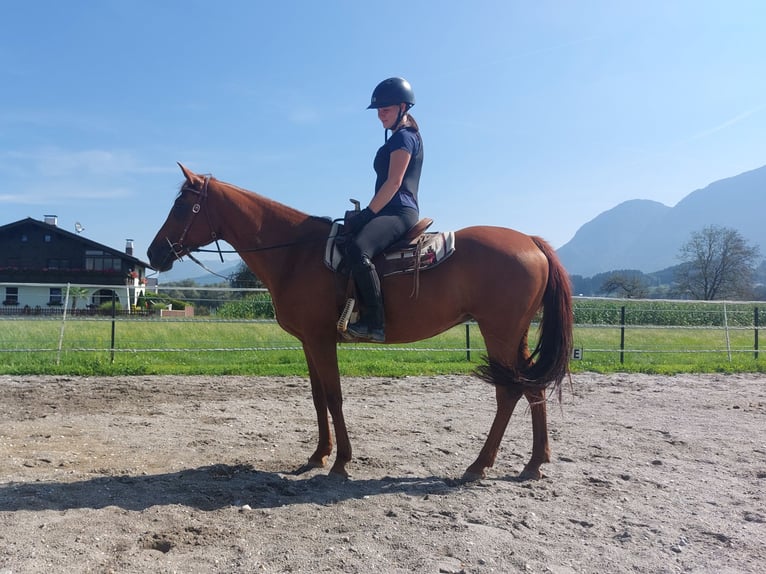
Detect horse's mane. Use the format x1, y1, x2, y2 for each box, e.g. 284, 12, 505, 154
213, 176, 335, 231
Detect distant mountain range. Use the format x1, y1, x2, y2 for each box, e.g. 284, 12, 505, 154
557, 164, 766, 277
150, 259, 241, 285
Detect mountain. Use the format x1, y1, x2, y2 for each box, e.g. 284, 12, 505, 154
558, 164, 766, 276
149, 258, 241, 285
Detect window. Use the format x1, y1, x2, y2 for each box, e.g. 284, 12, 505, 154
3, 287, 18, 306
44, 234, 52, 243
20, 234, 28, 243
85, 250, 122, 272
49, 287, 63, 305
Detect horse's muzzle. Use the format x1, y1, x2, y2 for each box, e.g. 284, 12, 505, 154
146, 241, 176, 272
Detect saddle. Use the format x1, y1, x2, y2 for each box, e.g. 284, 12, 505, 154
324, 218, 456, 279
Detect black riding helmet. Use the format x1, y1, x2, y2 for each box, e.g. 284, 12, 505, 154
367, 77, 416, 109
368, 77, 416, 140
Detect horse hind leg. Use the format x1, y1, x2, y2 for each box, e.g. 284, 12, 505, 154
465, 334, 550, 481
516, 333, 552, 479
463, 383, 524, 481
519, 387, 550, 480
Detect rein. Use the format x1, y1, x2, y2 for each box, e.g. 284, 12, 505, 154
193, 233, 333, 255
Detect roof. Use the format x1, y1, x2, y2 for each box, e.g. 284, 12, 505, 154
0, 217, 151, 268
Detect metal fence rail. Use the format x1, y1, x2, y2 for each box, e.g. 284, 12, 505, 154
0, 286, 762, 365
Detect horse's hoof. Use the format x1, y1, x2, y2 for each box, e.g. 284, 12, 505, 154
461, 468, 486, 483
518, 467, 544, 481
329, 462, 350, 479
293, 460, 324, 475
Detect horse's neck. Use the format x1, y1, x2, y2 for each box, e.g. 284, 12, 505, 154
213, 182, 323, 289
221, 187, 300, 242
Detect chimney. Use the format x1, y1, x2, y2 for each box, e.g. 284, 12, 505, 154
44, 214, 58, 226
125, 239, 134, 256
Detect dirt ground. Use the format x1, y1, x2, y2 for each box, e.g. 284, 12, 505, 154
0, 372, 764, 574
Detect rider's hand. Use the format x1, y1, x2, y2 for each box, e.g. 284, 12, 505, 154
344, 207, 375, 235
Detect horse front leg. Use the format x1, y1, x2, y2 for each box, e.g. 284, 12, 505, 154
298, 347, 333, 472
519, 388, 551, 480
463, 385, 523, 481
302, 340, 352, 478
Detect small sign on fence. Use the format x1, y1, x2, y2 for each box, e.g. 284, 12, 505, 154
572, 348, 583, 360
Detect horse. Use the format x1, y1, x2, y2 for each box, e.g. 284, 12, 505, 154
147, 163, 574, 481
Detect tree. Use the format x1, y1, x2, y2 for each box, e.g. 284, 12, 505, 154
229, 262, 264, 289
673, 225, 760, 300
600, 272, 649, 298
68, 286, 90, 310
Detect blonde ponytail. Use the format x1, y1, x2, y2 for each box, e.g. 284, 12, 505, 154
404, 114, 420, 132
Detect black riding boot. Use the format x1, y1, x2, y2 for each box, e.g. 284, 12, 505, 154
347, 258, 385, 342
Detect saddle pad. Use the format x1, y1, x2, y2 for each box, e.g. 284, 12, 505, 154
324, 222, 456, 277
377, 230, 455, 277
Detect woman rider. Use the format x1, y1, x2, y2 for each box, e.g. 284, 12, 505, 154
344, 77, 424, 342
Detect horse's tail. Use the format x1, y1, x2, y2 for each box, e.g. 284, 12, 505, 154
476, 236, 573, 395
523, 236, 574, 392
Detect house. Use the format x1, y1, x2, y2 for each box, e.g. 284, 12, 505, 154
0, 215, 152, 313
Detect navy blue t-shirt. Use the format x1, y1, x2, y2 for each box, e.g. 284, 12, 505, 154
373, 126, 423, 211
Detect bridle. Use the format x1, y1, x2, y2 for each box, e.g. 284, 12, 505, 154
166, 175, 226, 267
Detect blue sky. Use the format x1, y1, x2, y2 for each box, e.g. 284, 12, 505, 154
2, 1, 765, 265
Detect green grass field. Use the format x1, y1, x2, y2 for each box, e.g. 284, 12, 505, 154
0, 315, 763, 376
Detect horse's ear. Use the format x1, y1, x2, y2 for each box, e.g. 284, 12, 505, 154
177, 162, 201, 185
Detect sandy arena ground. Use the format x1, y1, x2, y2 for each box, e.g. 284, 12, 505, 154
0, 372, 764, 573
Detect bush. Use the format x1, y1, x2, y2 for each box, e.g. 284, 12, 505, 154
138, 292, 191, 312
98, 300, 122, 314
217, 292, 275, 319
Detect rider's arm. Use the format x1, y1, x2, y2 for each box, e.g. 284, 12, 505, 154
369, 149, 411, 213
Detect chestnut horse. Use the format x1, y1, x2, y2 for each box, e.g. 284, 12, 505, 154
148, 164, 573, 481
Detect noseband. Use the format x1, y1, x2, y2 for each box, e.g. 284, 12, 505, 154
166, 175, 225, 264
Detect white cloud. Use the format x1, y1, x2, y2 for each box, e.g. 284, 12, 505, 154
0, 147, 173, 178
0, 185, 133, 205
0, 147, 170, 206
2, 148, 130, 177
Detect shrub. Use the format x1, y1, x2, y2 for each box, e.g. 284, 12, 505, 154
217, 292, 275, 319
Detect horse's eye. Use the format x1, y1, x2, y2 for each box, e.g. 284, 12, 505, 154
172, 200, 189, 216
